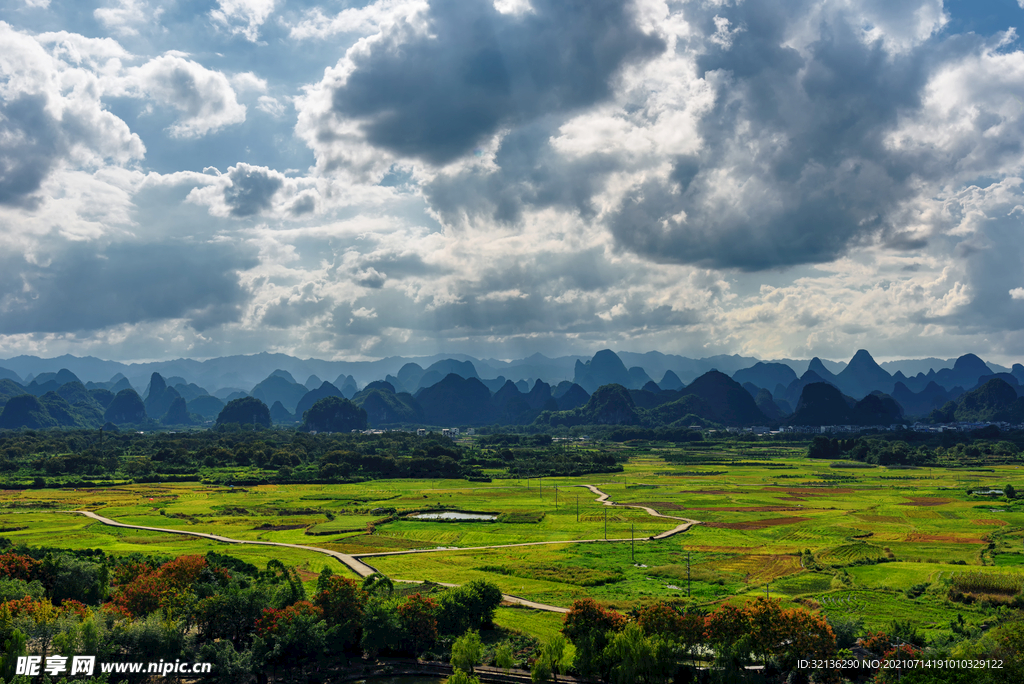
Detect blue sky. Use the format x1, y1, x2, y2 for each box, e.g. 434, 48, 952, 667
1, 0, 1024, 364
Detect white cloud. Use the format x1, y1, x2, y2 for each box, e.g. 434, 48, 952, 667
1010, 288, 1024, 300
123, 54, 247, 138
286, 0, 429, 41
185, 162, 321, 219
256, 95, 285, 117
230, 71, 267, 93
493, 0, 534, 15
0, 22, 144, 209
94, 0, 160, 37
210, 0, 278, 42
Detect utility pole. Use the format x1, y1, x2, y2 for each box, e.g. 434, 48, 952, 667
631, 523, 635, 561
576, 495, 579, 522
604, 508, 607, 540
687, 552, 691, 597
555, 486, 558, 509
766, 583, 770, 600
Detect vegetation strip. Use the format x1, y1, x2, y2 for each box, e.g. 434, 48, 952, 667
62, 510, 571, 613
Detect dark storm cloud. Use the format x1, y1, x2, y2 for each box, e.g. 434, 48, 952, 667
424, 118, 620, 225
331, 0, 664, 165
0, 241, 257, 334
224, 164, 284, 217
0, 95, 64, 208
608, 1, 934, 271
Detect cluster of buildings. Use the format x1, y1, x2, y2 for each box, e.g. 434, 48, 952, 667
714, 421, 1024, 436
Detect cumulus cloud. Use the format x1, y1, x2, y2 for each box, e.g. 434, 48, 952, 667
4, 0, 1024, 365
94, 0, 160, 37
223, 163, 283, 217
296, 0, 664, 176
184, 163, 322, 220
286, 0, 429, 41
210, 0, 278, 42
125, 54, 247, 138
0, 22, 144, 208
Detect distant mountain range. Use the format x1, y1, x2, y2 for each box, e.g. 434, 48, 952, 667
0, 349, 1022, 431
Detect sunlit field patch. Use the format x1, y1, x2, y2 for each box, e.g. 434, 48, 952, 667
3, 445, 1023, 638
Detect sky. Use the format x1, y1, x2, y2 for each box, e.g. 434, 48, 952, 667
1, 0, 1024, 365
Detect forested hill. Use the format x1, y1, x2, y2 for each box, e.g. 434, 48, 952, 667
1, 349, 1022, 431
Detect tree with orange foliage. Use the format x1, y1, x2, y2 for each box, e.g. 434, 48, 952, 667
313, 575, 365, 651
773, 603, 837, 671
562, 599, 627, 680
254, 600, 327, 677
872, 643, 919, 684
704, 603, 748, 651
0, 553, 40, 582
860, 630, 890, 655
637, 602, 684, 638
107, 554, 216, 619
397, 593, 439, 654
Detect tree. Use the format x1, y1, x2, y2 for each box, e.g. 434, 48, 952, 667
604, 622, 675, 684
531, 654, 553, 683
540, 634, 568, 683
1006, 483, 1017, 499
361, 572, 394, 599
562, 599, 625, 679
217, 396, 271, 428
253, 601, 326, 677
451, 630, 484, 674
397, 593, 438, 654
445, 671, 482, 684
360, 599, 400, 658
494, 641, 515, 672
314, 575, 365, 651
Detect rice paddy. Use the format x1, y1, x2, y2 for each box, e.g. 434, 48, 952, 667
3, 440, 1023, 639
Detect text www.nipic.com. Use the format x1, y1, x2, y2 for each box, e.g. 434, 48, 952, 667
16, 656, 211, 677
104, 661, 212, 676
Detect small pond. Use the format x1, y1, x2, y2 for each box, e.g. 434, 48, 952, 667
409, 511, 497, 521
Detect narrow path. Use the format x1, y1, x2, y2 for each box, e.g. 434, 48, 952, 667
574, 484, 702, 539
65, 485, 696, 616
66, 511, 568, 613
71, 510, 378, 577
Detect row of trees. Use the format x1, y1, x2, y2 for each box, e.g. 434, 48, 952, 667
807, 436, 1022, 466
0, 427, 625, 486
1, 541, 508, 683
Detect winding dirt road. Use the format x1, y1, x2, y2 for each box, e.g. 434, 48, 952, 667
66, 483, 699, 615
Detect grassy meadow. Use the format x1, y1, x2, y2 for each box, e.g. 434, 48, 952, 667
3, 440, 1024, 640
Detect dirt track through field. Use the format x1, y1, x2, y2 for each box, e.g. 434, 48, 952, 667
65, 485, 699, 614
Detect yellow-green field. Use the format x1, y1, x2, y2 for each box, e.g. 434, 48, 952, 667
3, 448, 1023, 639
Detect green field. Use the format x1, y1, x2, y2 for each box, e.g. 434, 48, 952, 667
3, 445, 1024, 640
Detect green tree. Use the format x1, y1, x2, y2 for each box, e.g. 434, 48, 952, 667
445, 670, 482, 684
361, 572, 394, 599
494, 641, 515, 672
451, 630, 484, 674
1005, 483, 1017, 499
531, 654, 553, 683
604, 622, 675, 684
360, 599, 400, 658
